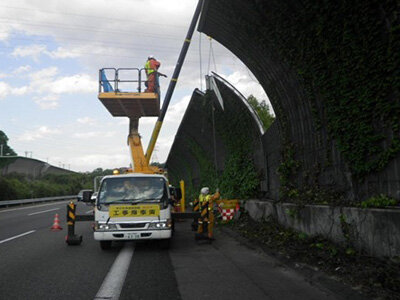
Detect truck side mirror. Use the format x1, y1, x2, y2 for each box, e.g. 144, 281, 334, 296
82, 190, 94, 202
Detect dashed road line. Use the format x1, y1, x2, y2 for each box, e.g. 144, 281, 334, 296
0, 230, 36, 244
0, 201, 70, 213
94, 242, 135, 300
28, 208, 60, 216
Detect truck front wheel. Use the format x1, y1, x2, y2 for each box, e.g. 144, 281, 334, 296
159, 239, 170, 249
100, 241, 112, 250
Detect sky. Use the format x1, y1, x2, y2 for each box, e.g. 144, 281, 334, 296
0, 0, 270, 172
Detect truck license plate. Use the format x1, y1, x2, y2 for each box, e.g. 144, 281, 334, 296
126, 233, 139, 239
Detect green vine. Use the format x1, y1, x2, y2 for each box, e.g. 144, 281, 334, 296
245, 1, 400, 180
277, 143, 301, 199
360, 194, 398, 208
170, 91, 261, 200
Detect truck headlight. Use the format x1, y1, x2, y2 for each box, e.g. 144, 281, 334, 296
149, 219, 172, 229
95, 222, 117, 231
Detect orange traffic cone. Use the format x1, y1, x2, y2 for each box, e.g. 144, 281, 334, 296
51, 213, 62, 231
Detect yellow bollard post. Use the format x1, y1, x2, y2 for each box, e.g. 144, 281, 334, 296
179, 180, 185, 213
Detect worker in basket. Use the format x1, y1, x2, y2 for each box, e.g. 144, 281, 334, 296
145, 55, 161, 93
195, 187, 220, 241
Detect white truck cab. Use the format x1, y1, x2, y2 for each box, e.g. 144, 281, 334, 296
93, 173, 172, 249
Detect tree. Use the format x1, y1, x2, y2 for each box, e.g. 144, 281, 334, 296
247, 95, 275, 130
0, 130, 17, 156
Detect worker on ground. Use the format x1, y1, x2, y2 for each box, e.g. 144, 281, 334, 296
197, 187, 220, 240
144, 55, 161, 93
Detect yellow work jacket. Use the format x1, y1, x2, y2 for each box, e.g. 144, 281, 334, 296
199, 194, 213, 212
145, 60, 153, 75
199, 194, 210, 204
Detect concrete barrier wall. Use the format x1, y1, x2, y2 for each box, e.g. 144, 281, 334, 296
1, 157, 74, 177
245, 200, 400, 258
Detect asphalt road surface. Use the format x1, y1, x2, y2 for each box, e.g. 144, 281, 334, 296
0, 201, 365, 300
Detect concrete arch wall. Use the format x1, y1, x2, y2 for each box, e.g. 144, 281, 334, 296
166, 78, 266, 199
197, 0, 400, 202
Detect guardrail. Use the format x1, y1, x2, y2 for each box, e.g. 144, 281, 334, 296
0, 195, 77, 208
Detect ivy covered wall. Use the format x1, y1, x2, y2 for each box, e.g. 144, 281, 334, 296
166, 76, 266, 201
198, 0, 400, 203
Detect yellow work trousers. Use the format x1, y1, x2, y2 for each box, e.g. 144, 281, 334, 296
197, 210, 214, 238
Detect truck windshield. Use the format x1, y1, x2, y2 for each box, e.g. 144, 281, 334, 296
98, 176, 167, 205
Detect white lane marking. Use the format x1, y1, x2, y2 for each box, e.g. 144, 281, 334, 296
0, 201, 70, 214
94, 242, 135, 300
0, 230, 36, 244
28, 208, 60, 216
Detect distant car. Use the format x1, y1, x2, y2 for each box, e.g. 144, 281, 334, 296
77, 189, 92, 201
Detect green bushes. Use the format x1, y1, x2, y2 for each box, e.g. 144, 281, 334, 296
0, 170, 111, 201
360, 194, 398, 208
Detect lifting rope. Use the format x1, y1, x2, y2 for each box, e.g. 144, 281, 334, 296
197, 33, 219, 177
207, 36, 217, 74
199, 32, 203, 91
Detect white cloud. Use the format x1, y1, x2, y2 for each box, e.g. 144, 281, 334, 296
47, 47, 81, 59
0, 67, 95, 106
0, 23, 12, 41
77, 117, 96, 125
223, 71, 268, 100
30, 67, 59, 82
17, 126, 61, 141
0, 81, 29, 98
0, 82, 11, 98
164, 95, 191, 124
69, 154, 129, 171
12, 86, 29, 96
46, 74, 96, 94
28, 67, 96, 94
0, 65, 32, 79
73, 131, 116, 138
73, 132, 101, 138
13, 65, 32, 74
33, 94, 60, 110
221, 71, 273, 113
11, 44, 82, 61
12, 44, 47, 62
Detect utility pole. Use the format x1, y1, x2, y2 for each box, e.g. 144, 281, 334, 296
0, 144, 3, 157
